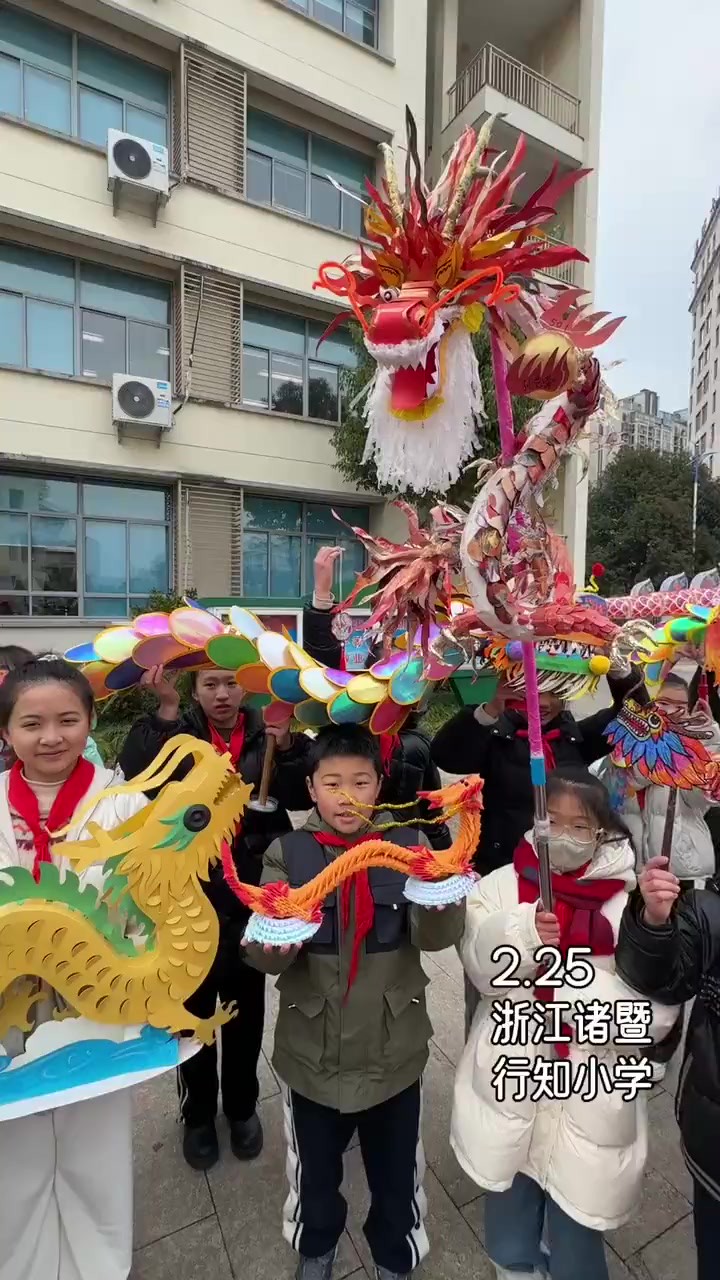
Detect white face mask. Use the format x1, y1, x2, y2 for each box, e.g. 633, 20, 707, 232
548, 833, 598, 872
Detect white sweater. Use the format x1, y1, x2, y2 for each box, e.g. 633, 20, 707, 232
451, 836, 679, 1231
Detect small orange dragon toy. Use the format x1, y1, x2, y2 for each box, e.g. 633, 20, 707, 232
222, 776, 483, 947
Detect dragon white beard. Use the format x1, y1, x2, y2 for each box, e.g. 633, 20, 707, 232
362, 322, 484, 494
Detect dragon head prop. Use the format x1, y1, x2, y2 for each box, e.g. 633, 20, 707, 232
605, 699, 714, 789
314, 108, 621, 495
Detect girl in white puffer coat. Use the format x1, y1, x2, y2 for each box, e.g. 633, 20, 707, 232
452, 767, 678, 1280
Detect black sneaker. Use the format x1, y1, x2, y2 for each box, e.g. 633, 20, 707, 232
182, 1120, 219, 1171
229, 1112, 264, 1160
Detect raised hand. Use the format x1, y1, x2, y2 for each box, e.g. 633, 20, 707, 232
313, 545, 343, 603
139, 664, 181, 722
638, 855, 681, 928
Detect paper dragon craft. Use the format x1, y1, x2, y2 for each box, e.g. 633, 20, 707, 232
605, 571, 720, 623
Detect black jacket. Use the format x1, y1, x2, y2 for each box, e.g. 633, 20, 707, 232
616, 884, 720, 1200
302, 603, 450, 850
118, 704, 311, 934
431, 670, 644, 873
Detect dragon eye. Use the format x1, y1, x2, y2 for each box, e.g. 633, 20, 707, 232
380, 286, 400, 302
183, 805, 211, 832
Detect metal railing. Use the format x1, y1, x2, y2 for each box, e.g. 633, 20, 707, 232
527, 233, 577, 285
448, 43, 581, 134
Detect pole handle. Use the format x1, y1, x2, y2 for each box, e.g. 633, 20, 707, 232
257, 736, 277, 808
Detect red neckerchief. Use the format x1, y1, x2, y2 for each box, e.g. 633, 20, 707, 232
313, 831, 375, 1000
8, 757, 95, 882
209, 715, 245, 770
379, 733, 399, 777
515, 727, 562, 772
514, 837, 624, 1058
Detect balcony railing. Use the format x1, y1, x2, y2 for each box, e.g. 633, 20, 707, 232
528, 233, 577, 285
448, 43, 581, 135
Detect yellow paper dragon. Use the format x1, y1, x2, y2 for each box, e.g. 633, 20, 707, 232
0, 736, 252, 1047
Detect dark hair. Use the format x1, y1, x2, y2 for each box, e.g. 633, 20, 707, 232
547, 765, 633, 843
662, 671, 689, 693
0, 658, 94, 729
307, 724, 381, 778
0, 645, 33, 673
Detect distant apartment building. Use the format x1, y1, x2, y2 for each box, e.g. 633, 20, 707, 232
618, 390, 689, 457
588, 383, 622, 484
690, 193, 720, 476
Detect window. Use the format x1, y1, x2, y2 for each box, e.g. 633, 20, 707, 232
0, 6, 169, 146
242, 303, 356, 422
0, 473, 170, 617
242, 496, 367, 599
0, 242, 171, 382
247, 109, 373, 237
284, 0, 378, 47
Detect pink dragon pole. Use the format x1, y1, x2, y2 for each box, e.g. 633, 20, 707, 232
492, 331, 553, 911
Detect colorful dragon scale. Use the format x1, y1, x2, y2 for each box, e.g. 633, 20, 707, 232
605, 700, 716, 790
314, 109, 621, 495
0, 736, 253, 1047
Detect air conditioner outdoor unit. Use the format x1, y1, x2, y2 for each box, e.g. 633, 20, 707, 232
107, 129, 169, 221
112, 374, 172, 444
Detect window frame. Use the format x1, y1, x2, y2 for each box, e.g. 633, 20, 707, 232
0, 471, 172, 618
283, 0, 378, 49
0, 243, 173, 385
241, 303, 354, 424
241, 496, 369, 600
0, 3, 170, 149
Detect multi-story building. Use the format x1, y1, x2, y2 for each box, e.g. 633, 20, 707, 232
428, 0, 606, 570
617, 389, 689, 460
690, 193, 720, 476
588, 382, 621, 485
0, 0, 424, 650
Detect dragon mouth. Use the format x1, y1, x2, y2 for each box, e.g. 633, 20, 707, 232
366, 316, 448, 413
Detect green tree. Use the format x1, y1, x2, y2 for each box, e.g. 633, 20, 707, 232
332, 325, 537, 511
587, 448, 720, 595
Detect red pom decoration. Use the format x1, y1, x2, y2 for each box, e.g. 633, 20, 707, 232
591, 563, 606, 578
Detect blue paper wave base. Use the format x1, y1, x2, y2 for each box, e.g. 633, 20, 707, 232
0, 1026, 177, 1106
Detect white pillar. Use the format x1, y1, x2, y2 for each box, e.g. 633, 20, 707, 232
428, 0, 459, 178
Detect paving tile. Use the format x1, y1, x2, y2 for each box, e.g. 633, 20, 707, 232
607, 1168, 691, 1260
131, 1217, 232, 1280
422, 941, 464, 983
606, 1243, 646, 1279
132, 1071, 214, 1250
422, 1043, 479, 1208
259, 1048, 280, 1100
647, 1090, 693, 1199
424, 955, 466, 1068
640, 1215, 697, 1279
209, 1091, 361, 1279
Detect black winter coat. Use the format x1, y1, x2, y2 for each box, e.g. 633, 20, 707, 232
119, 705, 311, 937
431, 670, 644, 874
302, 603, 450, 850
616, 884, 720, 1200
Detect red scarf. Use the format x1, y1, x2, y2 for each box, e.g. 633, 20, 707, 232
515, 727, 562, 772
379, 733, 399, 777
8, 757, 95, 882
514, 837, 624, 1057
209, 716, 245, 770
313, 831, 375, 999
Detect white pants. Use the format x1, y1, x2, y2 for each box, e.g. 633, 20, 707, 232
0, 1091, 133, 1280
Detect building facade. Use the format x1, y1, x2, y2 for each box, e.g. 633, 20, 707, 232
0, 0, 425, 651
427, 0, 606, 569
690, 193, 720, 477
618, 389, 689, 457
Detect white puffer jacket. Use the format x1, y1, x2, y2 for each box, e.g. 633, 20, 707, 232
451, 836, 679, 1232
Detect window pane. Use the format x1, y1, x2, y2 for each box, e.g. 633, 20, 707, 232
0, 522, 28, 589
242, 532, 268, 595
82, 484, 166, 520
78, 85, 122, 147
0, 53, 20, 115
24, 65, 70, 133
78, 40, 168, 111
0, 244, 74, 303
80, 264, 169, 324
81, 310, 125, 379
27, 300, 74, 375
306, 503, 368, 534
310, 174, 340, 230
308, 320, 357, 368
31, 516, 75, 548
312, 136, 371, 189
313, 0, 343, 31
84, 597, 129, 618
32, 595, 78, 616
243, 497, 302, 532
271, 354, 304, 414
247, 151, 272, 205
345, 1, 376, 45
243, 305, 306, 357
0, 593, 28, 616
85, 521, 127, 593
128, 321, 170, 381
0, 476, 77, 514
269, 534, 301, 596
126, 104, 167, 146
31, 545, 76, 592
308, 362, 338, 421
0, 512, 27, 545
273, 162, 306, 215
129, 524, 167, 593
242, 347, 269, 408
342, 190, 364, 237
0, 9, 72, 76
0, 293, 22, 365
246, 110, 307, 166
